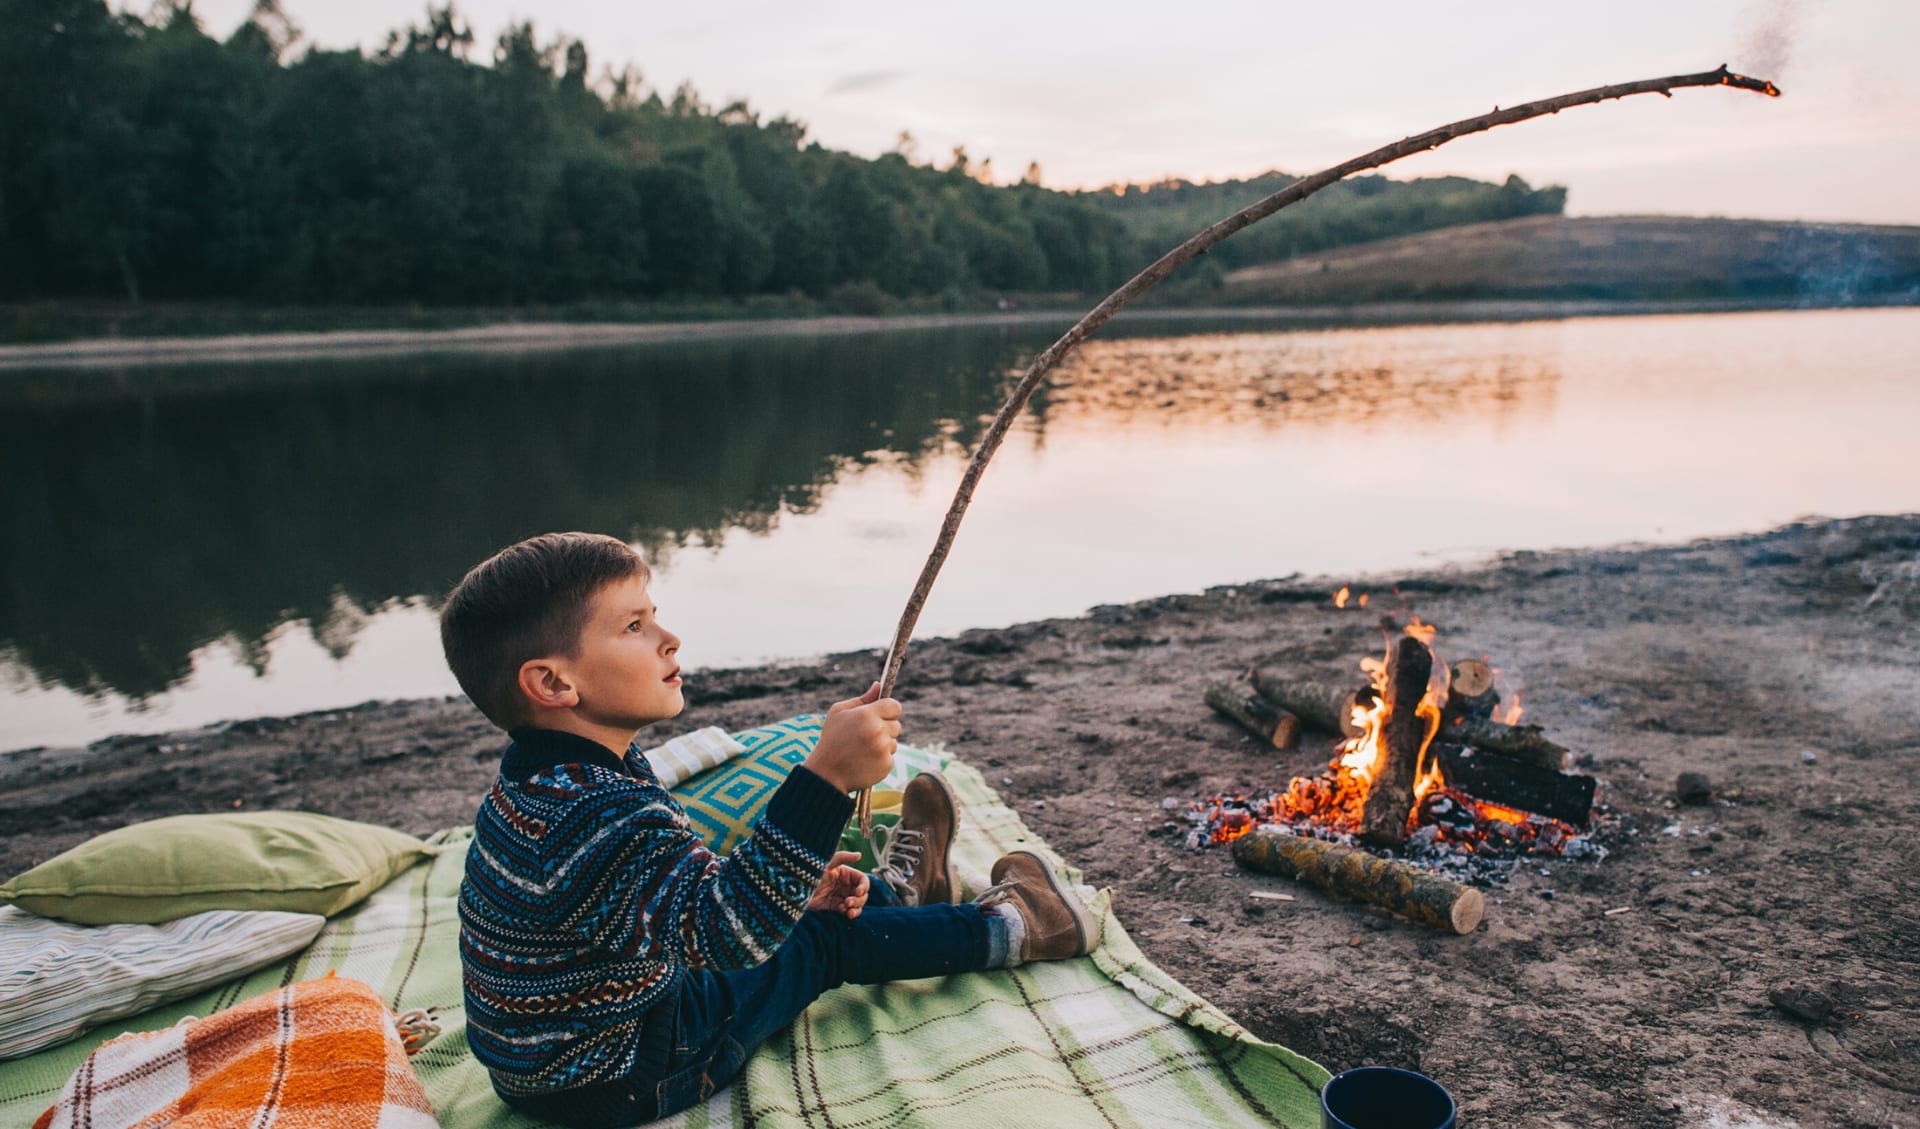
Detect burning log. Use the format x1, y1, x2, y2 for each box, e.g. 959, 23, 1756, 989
1248, 672, 1368, 737
1358, 636, 1435, 846
1232, 829, 1485, 935
1205, 682, 1302, 749
1449, 719, 1568, 772
1263, 670, 1568, 771
1434, 745, 1596, 826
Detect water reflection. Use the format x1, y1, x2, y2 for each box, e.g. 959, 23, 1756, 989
1029, 330, 1558, 433
0, 319, 1562, 713
0, 330, 1018, 701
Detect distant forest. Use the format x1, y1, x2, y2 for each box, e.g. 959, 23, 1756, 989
2, 0, 1567, 308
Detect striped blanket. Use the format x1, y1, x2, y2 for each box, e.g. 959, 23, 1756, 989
32, 975, 438, 1129
1, 759, 1328, 1129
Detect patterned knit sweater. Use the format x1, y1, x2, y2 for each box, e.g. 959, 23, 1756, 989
459, 726, 852, 1096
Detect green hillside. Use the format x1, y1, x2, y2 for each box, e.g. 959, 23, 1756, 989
1086, 172, 1565, 279
1218, 215, 1920, 304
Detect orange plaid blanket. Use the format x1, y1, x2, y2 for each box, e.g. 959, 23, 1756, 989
34, 975, 439, 1129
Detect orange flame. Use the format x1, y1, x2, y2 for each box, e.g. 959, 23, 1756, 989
1333, 585, 1350, 609
1282, 621, 1449, 836
1489, 663, 1525, 724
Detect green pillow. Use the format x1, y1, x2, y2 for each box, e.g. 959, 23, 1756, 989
0, 811, 431, 925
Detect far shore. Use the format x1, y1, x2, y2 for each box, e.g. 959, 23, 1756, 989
0, 296, 1886, 371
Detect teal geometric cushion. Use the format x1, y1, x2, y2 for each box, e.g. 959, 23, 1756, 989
670, 715, 952, 860
671, 716, 824, 855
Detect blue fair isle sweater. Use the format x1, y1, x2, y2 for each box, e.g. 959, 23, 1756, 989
459, 726, 852, 1096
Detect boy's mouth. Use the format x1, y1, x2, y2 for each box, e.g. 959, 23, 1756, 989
664, 668, 682, 685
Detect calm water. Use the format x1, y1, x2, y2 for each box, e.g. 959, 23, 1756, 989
5, 308, 1917, 750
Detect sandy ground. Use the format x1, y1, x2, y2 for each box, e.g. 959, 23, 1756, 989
3, 515, 1917, 1129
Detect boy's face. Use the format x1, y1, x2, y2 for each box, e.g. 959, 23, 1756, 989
564, 574, 684, 733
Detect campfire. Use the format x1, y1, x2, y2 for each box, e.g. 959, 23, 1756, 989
1192, 593, 1610, 930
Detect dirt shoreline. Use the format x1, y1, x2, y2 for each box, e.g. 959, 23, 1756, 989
4, 515, 1917, 1128
0, 297, 1846, 371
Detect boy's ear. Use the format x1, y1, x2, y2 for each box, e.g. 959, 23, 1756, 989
517, 659, 579, 712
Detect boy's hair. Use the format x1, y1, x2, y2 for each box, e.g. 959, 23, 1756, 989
440, 532, 650, 729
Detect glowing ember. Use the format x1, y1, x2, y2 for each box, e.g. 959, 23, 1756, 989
1181, 787, 1606, 885
1194, 789, 1585, 853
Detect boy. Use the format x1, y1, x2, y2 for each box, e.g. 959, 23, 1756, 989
441, 532, 1098, 1127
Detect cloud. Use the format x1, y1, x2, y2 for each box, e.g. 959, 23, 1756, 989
827, 69, 902, 96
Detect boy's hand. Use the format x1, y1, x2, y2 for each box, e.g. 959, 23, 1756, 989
804, 682, 902, 793
808, 851, 870, 919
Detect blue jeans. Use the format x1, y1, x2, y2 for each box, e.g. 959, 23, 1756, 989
502, 876, 998, 1127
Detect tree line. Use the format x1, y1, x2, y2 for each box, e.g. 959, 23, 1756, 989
1, 0, 1568, 309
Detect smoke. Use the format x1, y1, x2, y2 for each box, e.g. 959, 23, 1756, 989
1735, 0, 1802, 80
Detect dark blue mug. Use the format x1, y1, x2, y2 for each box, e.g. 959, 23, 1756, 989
1320, 1066, 1456, 1129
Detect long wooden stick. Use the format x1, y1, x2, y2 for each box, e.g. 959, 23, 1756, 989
856, 65, 1781, 830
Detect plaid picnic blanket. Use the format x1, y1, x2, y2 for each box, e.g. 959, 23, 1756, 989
1, 759, 1329, 1129
32, 974, 438, 1129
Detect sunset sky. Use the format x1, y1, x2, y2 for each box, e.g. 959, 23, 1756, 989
189, 0, 1919, 225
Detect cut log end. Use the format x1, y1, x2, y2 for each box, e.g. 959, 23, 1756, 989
1443, 658, 1500, 729
1449, 658, 1495, 699
1450, 886, 1486, 934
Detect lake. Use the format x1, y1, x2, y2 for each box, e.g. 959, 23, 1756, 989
4, 307, 1917, 751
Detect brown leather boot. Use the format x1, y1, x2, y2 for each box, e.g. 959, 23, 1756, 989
981, 850, 1098, 962
874, 771, 959, 906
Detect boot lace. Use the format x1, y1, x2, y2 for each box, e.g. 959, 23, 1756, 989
394, 1006, 443, 1054
872, 824, 927, 905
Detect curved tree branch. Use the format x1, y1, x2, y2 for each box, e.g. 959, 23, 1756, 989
854, 65, 1780, 829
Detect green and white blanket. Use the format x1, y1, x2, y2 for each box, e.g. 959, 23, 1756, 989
0, 760, 1328, 1128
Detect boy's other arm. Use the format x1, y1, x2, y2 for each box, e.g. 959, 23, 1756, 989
569, 687, 901, 970
563, 770, 845, 972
